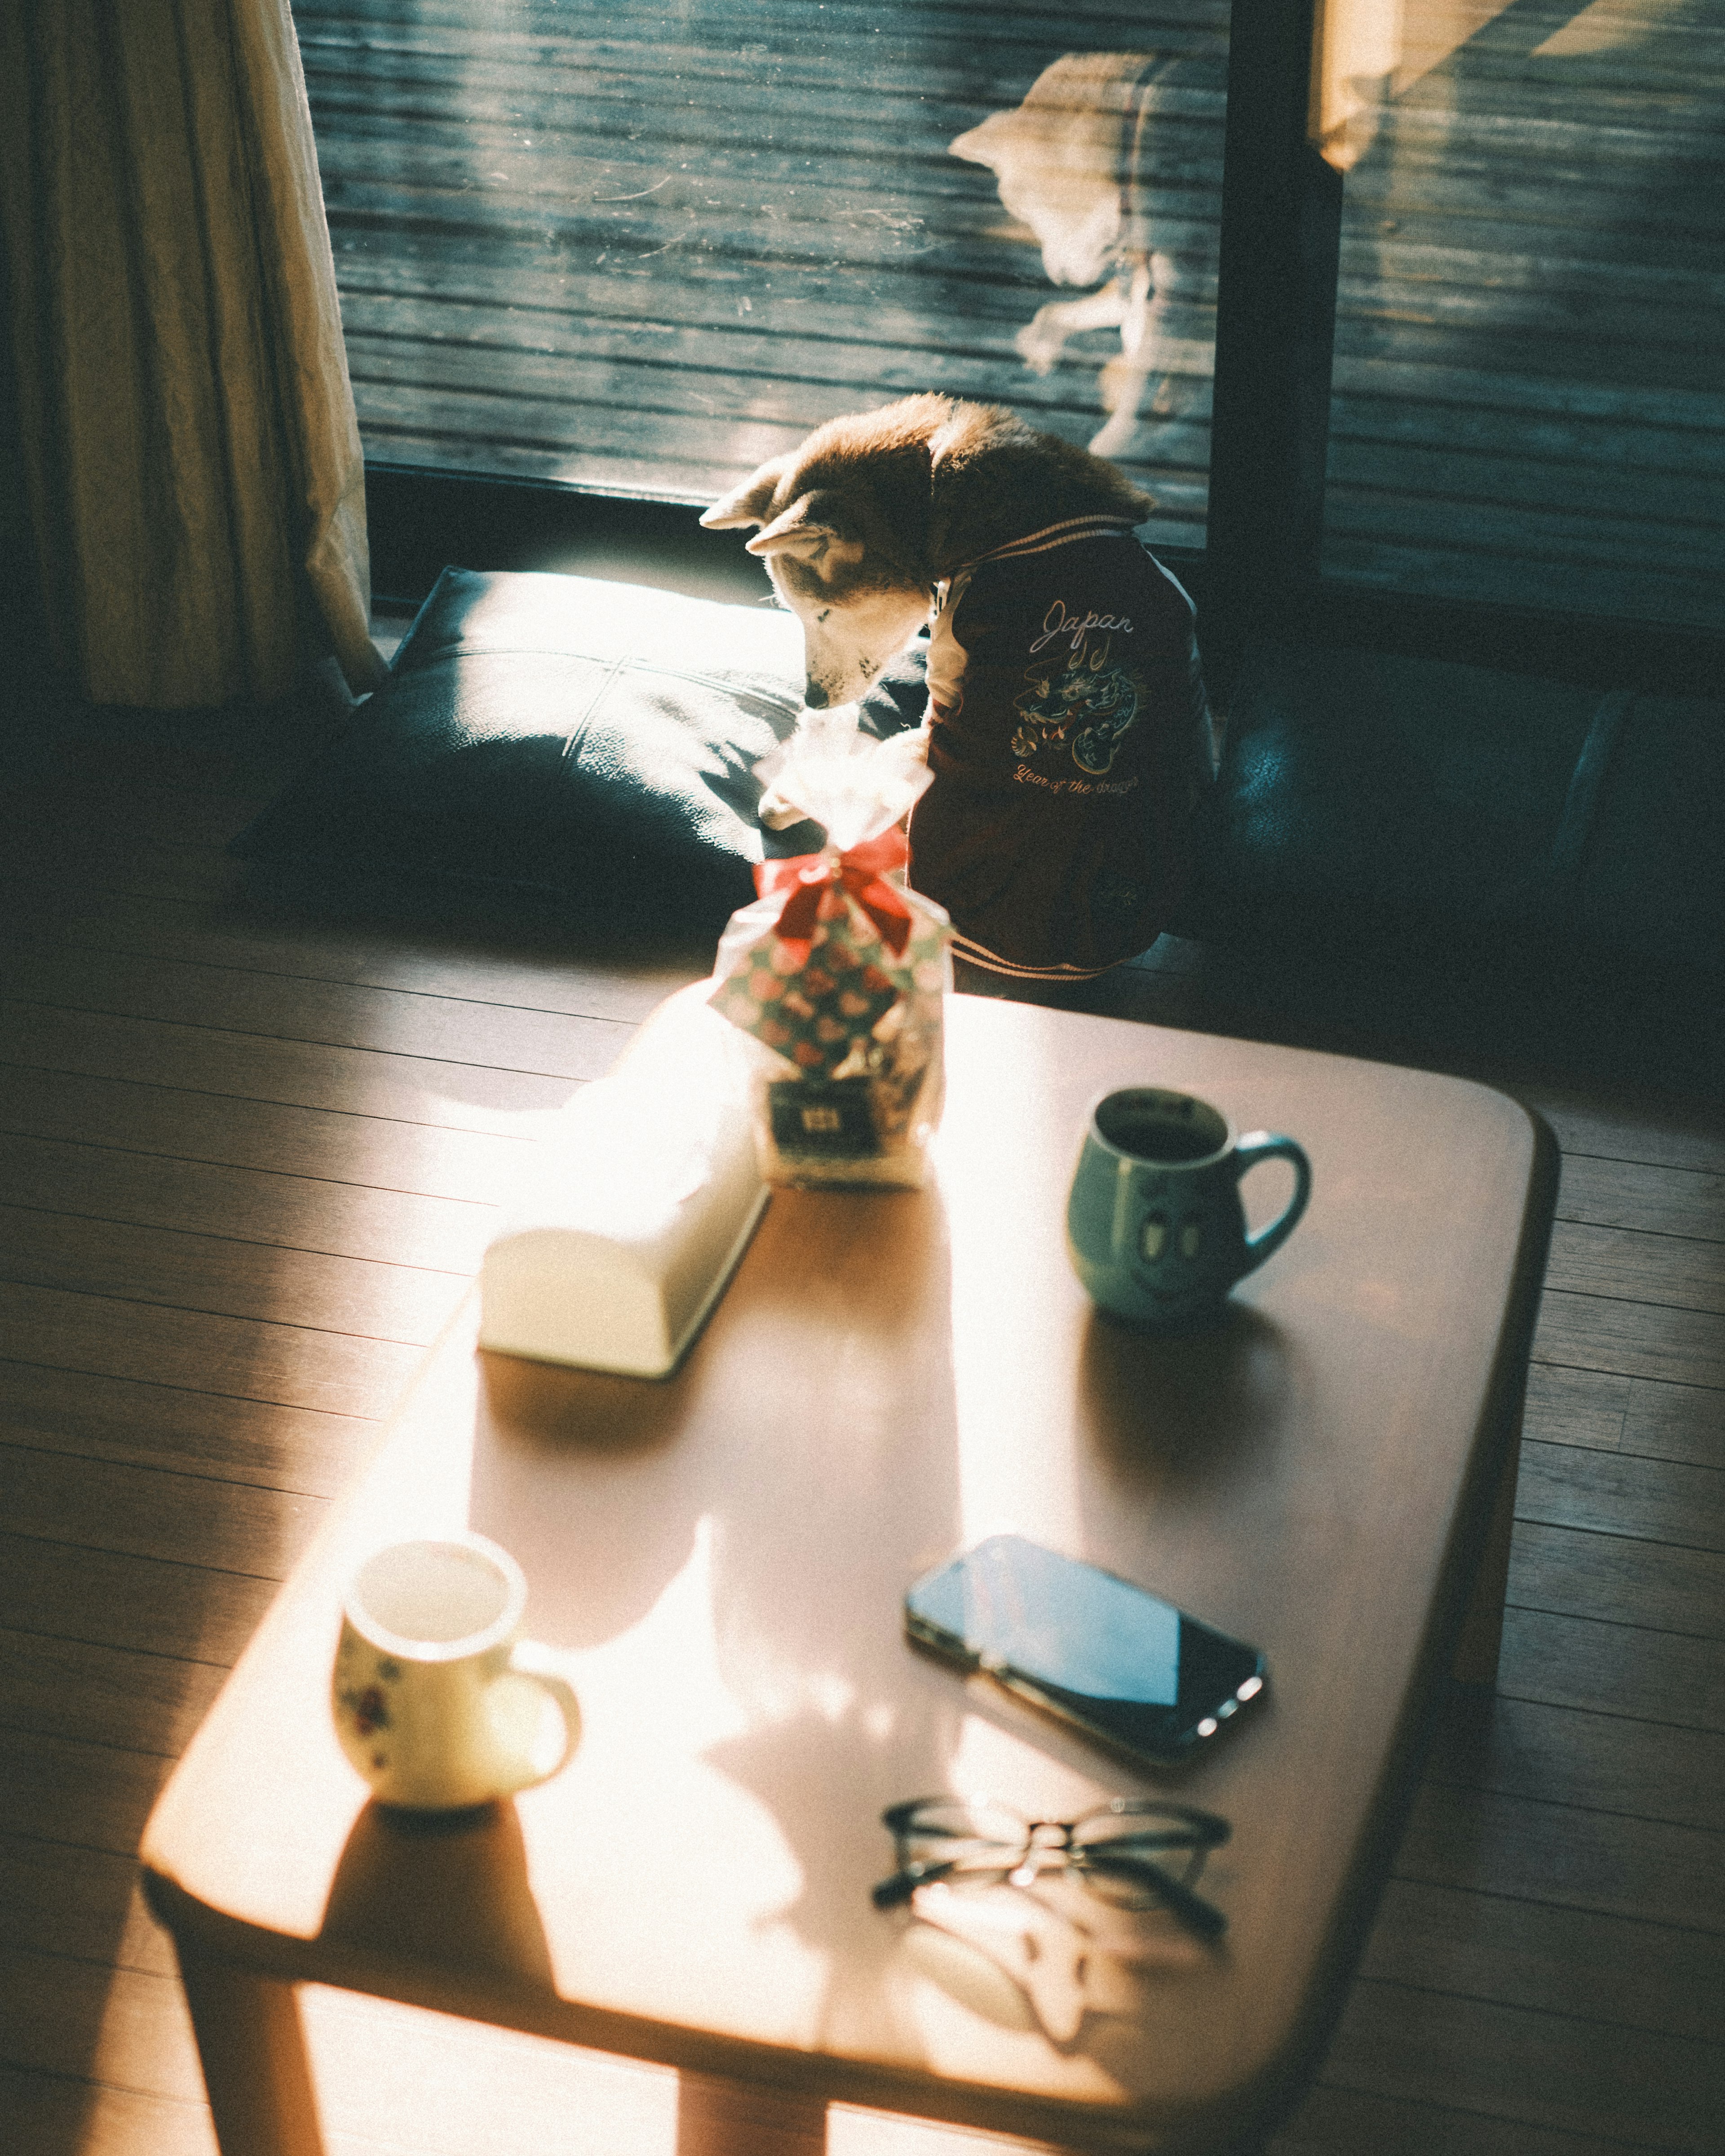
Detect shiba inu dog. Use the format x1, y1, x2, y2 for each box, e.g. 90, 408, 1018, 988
701, 394, 1216, 984
948, 51, 1222, 458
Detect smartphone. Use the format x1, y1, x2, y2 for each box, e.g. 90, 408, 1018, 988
904, 1533, 1266, 1768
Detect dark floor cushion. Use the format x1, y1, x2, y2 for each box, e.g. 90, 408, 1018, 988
1177, 645, 1725, 972
231, 568, 920, 929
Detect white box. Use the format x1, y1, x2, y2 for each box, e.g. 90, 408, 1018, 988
479, 985, 767, 1378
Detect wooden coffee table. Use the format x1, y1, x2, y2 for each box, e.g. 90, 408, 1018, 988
140, 996, 1557, 2156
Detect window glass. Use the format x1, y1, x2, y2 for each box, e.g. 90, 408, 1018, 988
292, 1, 1230, 554
1317, 0, 1725, 631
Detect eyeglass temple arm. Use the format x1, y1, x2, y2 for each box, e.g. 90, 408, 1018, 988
1083, 1851, 1228, 1940
871, 1858, 960, 1909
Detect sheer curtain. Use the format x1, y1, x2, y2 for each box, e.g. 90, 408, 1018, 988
0, 0, 385, 707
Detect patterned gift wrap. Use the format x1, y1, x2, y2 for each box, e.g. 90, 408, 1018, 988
711, 905, 905, 1080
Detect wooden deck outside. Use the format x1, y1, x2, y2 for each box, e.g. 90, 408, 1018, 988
292, 0, 1725, 632
0, 629, 1721, 2153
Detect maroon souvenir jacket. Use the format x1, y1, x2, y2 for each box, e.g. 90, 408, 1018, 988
906, 517, 1217, 980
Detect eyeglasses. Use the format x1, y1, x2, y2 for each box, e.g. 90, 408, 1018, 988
872, 1794, 1230, 1941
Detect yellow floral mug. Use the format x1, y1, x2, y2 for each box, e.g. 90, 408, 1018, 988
332, 1533, 579, 1810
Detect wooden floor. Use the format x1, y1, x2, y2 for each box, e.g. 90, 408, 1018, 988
290, 0, 1725, 629
1, 644, 1722, 2153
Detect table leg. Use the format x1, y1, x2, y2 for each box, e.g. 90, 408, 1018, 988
1451, 1409, 1522, 1690
176, 1946, 326, 2156
676, 2072, 827, 2155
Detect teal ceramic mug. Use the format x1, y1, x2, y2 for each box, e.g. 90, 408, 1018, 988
1066, 1088, 1311, 1330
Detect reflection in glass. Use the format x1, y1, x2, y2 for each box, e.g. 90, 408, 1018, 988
1316, 0, 1725, 629
291, 3, 1229, 547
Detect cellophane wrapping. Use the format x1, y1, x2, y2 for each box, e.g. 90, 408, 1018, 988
711, 711, 951, 1188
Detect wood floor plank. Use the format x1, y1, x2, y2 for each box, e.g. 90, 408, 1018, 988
1360, 1877, 1724, 2044
2, 880, 708, 1025
1545, 1220, 1725, 1317
3, 948, 634, 1082
0, 1206, 467, 1346
0, 1279, 423, 1420
1317, 1977, 1724, 2152
1396, 1780, 1725, 1934
0, 1447, 324, 1584
1524, 1363, 1630, 1451
0, 1728, 179, 1856
1498, 1604, 1725, 1732
1, 1001, 578, 1132
1622, 1376, 1725, 1471
0, 1360, 367, 1493
1424, 1688, 1725, 1833
1557, 1153, 1725, 1244
1525, 1363, 1725, 1471
0, 1949, 742, 2156
1269, 2080, 1637, 2156
0, 1062, 543, 1201
0, 1837, 179, 1978
0, 2065, 217, 2156
0, 1944, 207, 2106
1519, 1090, 1725, 1179
1533, 1286, 1725, 1390
1508, 1518, 1725, 1641
1515, 1439, 1725, 1552
0, 1629, 228, 1761
0, 1134, 499, 1276
0, 1533, 277, 1668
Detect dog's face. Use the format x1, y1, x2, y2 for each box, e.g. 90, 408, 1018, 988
700, 421, 937, 707
949, 52, 1131, 289
950, 110, 1123, 288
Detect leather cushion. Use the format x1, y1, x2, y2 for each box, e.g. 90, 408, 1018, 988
1177, 644, 1725, 967
231, 567, 916, 929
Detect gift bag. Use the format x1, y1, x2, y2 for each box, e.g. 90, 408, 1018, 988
711, 712, 952, 1188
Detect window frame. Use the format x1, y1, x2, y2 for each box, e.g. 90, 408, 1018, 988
356, 0, 1724, 699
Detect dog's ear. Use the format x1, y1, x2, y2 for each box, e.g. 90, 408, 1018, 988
947, 114, 1015, 171
699, 461, 786, 530
745, 492, 866, 575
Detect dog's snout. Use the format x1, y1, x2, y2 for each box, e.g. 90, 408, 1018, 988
802, 681, 830, 708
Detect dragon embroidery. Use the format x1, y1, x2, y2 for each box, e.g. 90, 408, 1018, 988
1010, 634, 1142, 776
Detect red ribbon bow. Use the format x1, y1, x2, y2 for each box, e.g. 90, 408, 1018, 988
755, 827, 914, 957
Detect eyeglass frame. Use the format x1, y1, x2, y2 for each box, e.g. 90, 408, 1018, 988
872, 1793, 1231, 1941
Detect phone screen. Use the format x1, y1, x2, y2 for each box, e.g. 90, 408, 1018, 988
904, 1534, 1265, 1766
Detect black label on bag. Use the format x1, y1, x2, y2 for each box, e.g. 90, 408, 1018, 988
768, 1077, 881, 1158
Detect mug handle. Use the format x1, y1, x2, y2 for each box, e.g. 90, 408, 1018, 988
488, 1639, 581, 1795
1232, 1133, 1312, 1275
